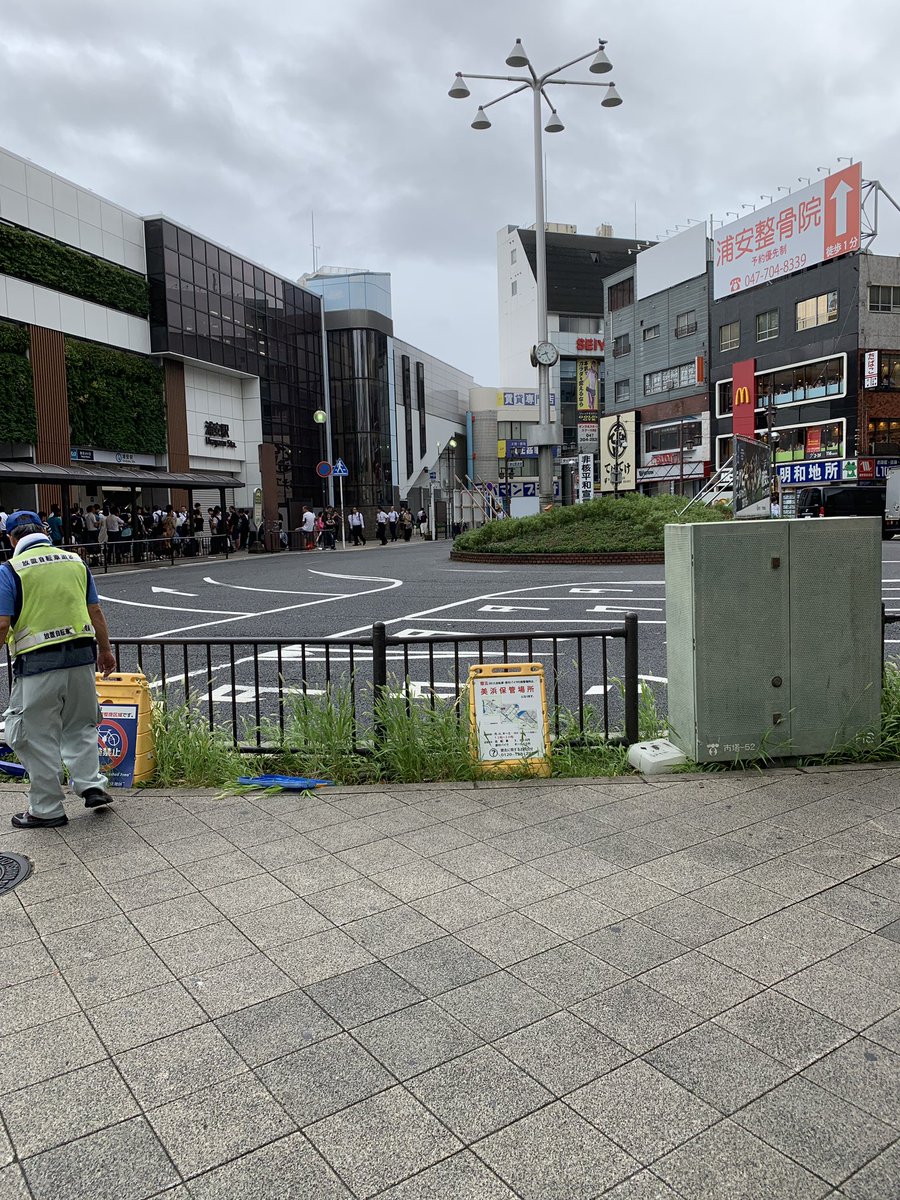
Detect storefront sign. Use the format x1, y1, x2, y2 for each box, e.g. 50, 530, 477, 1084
599, 412, 636, 493
777, 460, 845, 485
496, 391, 557, 407
732, 360, 757, 440
70, 448, 156, 467
498, 481, 561, 498
864, 351, 880, 389
575, 337, 605, 353
651, 453, 679, 466
577, 453, 594, 503
713, 162, 862, 299
858, 457, 875, 481
204, 421, 237, 449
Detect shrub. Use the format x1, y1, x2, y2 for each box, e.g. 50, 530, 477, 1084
0, 319, 36, 444
66, 339, 166, 454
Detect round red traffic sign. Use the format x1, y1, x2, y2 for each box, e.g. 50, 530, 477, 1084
316, 461, 332, 478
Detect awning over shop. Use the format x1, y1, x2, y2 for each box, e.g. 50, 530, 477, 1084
0, 462, 243, 488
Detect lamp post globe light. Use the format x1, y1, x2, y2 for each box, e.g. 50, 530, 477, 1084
449, 38, 622, 510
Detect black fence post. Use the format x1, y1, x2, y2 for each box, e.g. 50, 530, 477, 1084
624, 612, 640, 746
372, 622, 388, 740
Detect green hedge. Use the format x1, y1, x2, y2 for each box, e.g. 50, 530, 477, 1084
0, 223, 149, 318
453, 492, 731, 554
66, 340, 166, 454
0, 319, 36, 444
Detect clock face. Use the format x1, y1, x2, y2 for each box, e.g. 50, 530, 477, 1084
536, 341, 559, 365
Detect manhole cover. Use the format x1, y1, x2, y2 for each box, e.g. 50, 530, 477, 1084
0, 853, 32, 897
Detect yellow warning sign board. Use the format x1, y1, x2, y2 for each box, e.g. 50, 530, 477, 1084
95, 672, 155, 786
467, 662, 551, 776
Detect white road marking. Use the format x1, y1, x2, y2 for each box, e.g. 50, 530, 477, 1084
151, 586, 198, 597
98, 595, 252, 617
569, 587, 634, 594
203, 578, 347, 597
586, 604, 663, 613
480, 604, 550, 613
406, 617, 668, 625
436, 568, 510, 573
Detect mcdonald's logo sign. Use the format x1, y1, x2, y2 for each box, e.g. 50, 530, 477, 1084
734, 386, 752, 406
732, 360, 757, 440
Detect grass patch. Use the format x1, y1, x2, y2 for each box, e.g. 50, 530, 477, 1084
453, 492, 731, 556
149, 703, 246, 788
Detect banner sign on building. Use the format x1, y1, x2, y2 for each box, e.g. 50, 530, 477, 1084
497, 391, 557, 407
577, 453, 594, 503
713, 162, 862, 300
576, 360, 600, 413
733, 436, 771, 519
732, 359, 757, 441
864, 351, 880, 389
599, 412, 636, 493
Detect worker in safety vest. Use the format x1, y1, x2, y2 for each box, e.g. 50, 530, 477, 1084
0, 510, 116, 828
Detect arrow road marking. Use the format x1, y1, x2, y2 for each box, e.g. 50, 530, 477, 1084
151, 586, 197, 597
479, 604, 551, 613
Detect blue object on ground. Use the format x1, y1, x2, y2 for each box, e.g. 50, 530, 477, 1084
0, 745, 27, 779
237, 775, 334, 790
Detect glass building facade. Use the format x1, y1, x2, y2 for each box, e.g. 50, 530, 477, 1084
326, 327, 393, 509
144, 219, 326, 509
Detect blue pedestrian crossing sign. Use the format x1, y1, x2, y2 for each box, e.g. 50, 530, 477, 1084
332, 458, 349, 477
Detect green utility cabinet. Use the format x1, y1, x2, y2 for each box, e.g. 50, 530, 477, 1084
665, 517, 882, 763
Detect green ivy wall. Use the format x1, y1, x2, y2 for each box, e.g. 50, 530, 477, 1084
0, 319, 37, 444
0, 224, 149, 318
66, 340, 166, 455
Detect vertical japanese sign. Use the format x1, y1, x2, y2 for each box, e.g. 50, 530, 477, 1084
864, 351, 879, 389
713, 162, 862, 299
732, 359, 757, 441
599, 413, 636, 492
577, 453, 594, 503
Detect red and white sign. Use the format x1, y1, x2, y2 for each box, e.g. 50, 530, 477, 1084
864, 351, 880, 389
858, 457, 876, 481
575, 337, 605, 353
732, 359, 757, 441
713, 163, 862, 300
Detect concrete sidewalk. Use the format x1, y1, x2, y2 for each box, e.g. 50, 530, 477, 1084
0, 767, 899, 1199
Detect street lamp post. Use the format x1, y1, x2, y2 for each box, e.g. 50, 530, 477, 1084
450, 38, 621, 511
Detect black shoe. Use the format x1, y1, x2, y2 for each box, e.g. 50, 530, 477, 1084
82, 788, 114, 809
11, 811, 68, 829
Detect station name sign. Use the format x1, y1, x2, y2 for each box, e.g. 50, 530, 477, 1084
204, 421, 237, 449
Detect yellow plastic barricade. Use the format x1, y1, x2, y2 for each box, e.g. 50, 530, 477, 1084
467, 662, 551, 777
95, 672, 155, 787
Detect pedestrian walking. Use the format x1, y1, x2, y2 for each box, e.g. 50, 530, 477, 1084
1, 510, 116, 828
416, 507, 427, 537
400, 508, 413, 542
300, 506, 316, 550
376, 507, 389, 545
387, 506, 399, 542
348, 507, 366, 545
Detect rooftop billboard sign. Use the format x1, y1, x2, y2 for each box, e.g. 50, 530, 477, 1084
713, 163, 862, 300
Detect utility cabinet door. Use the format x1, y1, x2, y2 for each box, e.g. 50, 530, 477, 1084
788, 516, 882, 754
690, 521, 792, 762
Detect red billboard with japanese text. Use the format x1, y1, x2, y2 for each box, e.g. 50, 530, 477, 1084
713, 163, 862, 300
732, 360, 757, 441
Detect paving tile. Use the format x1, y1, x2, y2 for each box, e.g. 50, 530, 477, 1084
353, 1000, 480, 1079
737, 858, 836, 900
153, 921, 256, 977
579, 919, 687, 976
372, 860, 461, 902
215, 987, 339, 1065
486, 827, 573, 862
217, 815, 299, 850
430, 843, 520, 880
839, 1140, 900, 1200
509, 942, 626, 1006
582, 870, 677, 915
456, 911, 563, 966
646, 1021, 793, 1114
280, 799, 353, 834
242, 832, 324, 870
366, 808, 440, 838
522, 890, 620, 939
877, 918, 900, 942
0, 1059, 139, 1158
21, 1115, 179, 1200
1, 939, 56, 988
754, 904, 862, 956
634, 896, 744, 947
268, 928, 375, 986
105, 867, 199, 912
305, 818, 385, 853
410, 883, 511, 931
451, 811, 524, 840
436, 970, 557, 1040
133, 813, 212, 850
803, 1037, 900, 1125
40, 913, 144, 971
183, 1131, 353, 1199
588, 831, 667, 868
229, 896, 330, 948
386, 935, 496, 996
568, 1058, 720, 1163
716, 989, 855, 1070
0, 972, 80, 1039
172, 849, 261, 891
494, 1009, 630, 1095
474, 864, 568, 907
182, 950, 295, 1018
867, 1009, 900, 1054
336, 838, 422, 876
776, 959, 900, 1030
735, 1075, 896, 1186
202, 872, 296, 917
836, 864, 900, 903
128, 893, 222, 943
304, 962, 423, 1027
597, 1172, 691, 1200
473, 1101, 638, 1200
0, 1165, 29, 1199
273, 855, 361, 896
787, 843, 883, 881
257, 1032, 393, 1126
531, 846, 620, 887
63, 945, 174, 1008
375, 1150, 519, 1199
114, 1022, 245, 1107
407, 1044, 551, 1141
826, 935, 900, 993
25, 885, 121, 935
87, 980, 207, 1055
147, 1072, 295, 1176
0, 898, 37, 950
702, 923, 824, 985
305, 877, 400, 924
654, 1119, 830, 1200
396, 824, 475, 856
691, 876, 790, 921
10, 860, 93, 906
305, 1084, 461, 1199
641, 951, 763, 1018
344, 905, 446, 958
573, 979, 703, 1054
633, 846, 738, 893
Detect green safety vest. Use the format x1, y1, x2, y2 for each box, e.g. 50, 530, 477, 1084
5, 543, 95, 658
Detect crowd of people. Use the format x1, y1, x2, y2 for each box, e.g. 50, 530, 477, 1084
295, 504, 429, 548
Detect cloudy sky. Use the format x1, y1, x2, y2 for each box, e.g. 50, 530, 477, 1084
3, 0, 899, 385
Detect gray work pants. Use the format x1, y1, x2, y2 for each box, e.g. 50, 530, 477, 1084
4, 664, 106, 819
